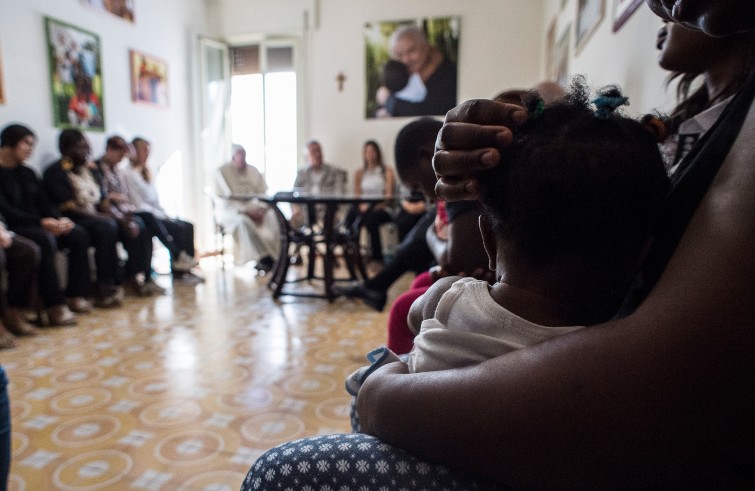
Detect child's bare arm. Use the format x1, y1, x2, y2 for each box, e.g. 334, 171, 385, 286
407, 275, 461, 334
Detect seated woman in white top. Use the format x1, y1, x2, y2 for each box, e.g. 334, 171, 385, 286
345, 140, 396, 262
123, 137, 202, 284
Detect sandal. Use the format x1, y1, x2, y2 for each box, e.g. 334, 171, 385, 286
0, 324, 17, 349
4, 308, 40, 336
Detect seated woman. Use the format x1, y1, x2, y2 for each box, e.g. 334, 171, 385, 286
0, 123, 84, 325
349, 83, 669, 392
244, 31, 755, 488
344, 140, 396, 262
124, 137, 203, 284
0, 221, 40, 349
42, 129, 126, 307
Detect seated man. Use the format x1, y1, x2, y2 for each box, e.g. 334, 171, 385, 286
290, 139, 347, 229
213, 144, 279, 272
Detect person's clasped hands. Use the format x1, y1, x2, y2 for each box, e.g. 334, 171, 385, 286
433, 99, 529, 201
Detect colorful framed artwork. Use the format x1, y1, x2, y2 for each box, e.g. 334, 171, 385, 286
613, 0, 644, 32
80, 0, 135, 23
363, 16, 460, 119
575, 0, 605, 52
129, 50, 169, 107
45, 17, 105, 131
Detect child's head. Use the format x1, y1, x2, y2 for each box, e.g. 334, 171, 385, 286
382, 60, 410, 93
479, 78, 670, 323
394, 117, 442, 200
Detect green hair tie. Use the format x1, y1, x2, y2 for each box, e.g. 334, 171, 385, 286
531, 100, 545, 119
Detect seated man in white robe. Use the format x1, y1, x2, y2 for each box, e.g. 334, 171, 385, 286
214, 144, 279, 272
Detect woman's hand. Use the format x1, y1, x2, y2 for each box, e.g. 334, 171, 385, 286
119, 218, 140, 238
433, 99, 528, 201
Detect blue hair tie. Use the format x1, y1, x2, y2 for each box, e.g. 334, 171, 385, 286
592, 94, 629, 119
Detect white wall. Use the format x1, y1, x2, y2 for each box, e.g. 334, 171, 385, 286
2, 0, 681, 248
213, 0, 545, 182
541, 0, 675, 114
0, 0, 211, 242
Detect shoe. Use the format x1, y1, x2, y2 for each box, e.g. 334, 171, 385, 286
47, 304, 78, 326
66, 296, 93, 314
254, 255, 275, 274
3, 308, 39, 336
143, 279, 167, 295
173, 272, 205, 285
94, 286, 124, 308
172, 251, 199, 272
333, 281, 387, 312
125, 276, 153, 297
0, 324, 17, 349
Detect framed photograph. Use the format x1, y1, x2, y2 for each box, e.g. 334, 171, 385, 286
575, 0, 605, 52
613, 0, 644, 32
363, 16, 459, 119
45, 17, 105, 131
80, 0, 134, 23
130, 50, 169, 107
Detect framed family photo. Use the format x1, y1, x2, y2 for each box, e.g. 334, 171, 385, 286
130, 49, 169, 107
613, 0, 644, 31
45, 17, 105, 131
80, 0, 135, 23
575, 0, 605, 52
363, 16, 460, 119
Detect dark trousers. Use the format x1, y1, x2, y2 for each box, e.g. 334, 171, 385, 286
118, 215, 153, 277
14, 225, 92, 303
161, 218, 194, 271
346, 206, 393, 261
135, 211, 179, 258
364, 209, 436, 293
0, 235, 39, 310
68, 214, 120, 288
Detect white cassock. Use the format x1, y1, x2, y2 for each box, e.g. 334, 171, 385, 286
214, 162, 280, 266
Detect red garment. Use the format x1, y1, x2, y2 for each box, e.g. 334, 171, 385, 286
386, 271, 433, 354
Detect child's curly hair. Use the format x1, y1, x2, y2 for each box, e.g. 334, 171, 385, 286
479, 77, 670, 274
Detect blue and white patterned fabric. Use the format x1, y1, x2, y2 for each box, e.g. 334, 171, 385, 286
240, 433, 503, 490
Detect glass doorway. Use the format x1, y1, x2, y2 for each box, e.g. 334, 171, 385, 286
230, 42, 298, 193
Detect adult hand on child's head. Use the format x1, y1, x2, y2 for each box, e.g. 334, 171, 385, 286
433, 99, 528, 201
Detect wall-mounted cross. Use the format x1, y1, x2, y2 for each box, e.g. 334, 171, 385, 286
336, 72, 346, 92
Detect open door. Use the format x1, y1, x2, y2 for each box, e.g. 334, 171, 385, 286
197, 37, 231, 253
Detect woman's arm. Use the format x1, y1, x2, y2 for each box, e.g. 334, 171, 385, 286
353, 168, 363, 197
384, 167, 395, 199
359, 104, 755, 489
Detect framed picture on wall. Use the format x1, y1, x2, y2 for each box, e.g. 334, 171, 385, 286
130, 50, 169, 107
613, 0, 644, 31
80, 0, 134, 23
575, 0, 605, 52
363, 16, 459, 119
45, 17, 105, 131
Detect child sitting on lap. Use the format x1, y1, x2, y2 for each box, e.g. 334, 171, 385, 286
348, 79, 670, 415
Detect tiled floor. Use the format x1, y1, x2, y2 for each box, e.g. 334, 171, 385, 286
2, 258, 407, 490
